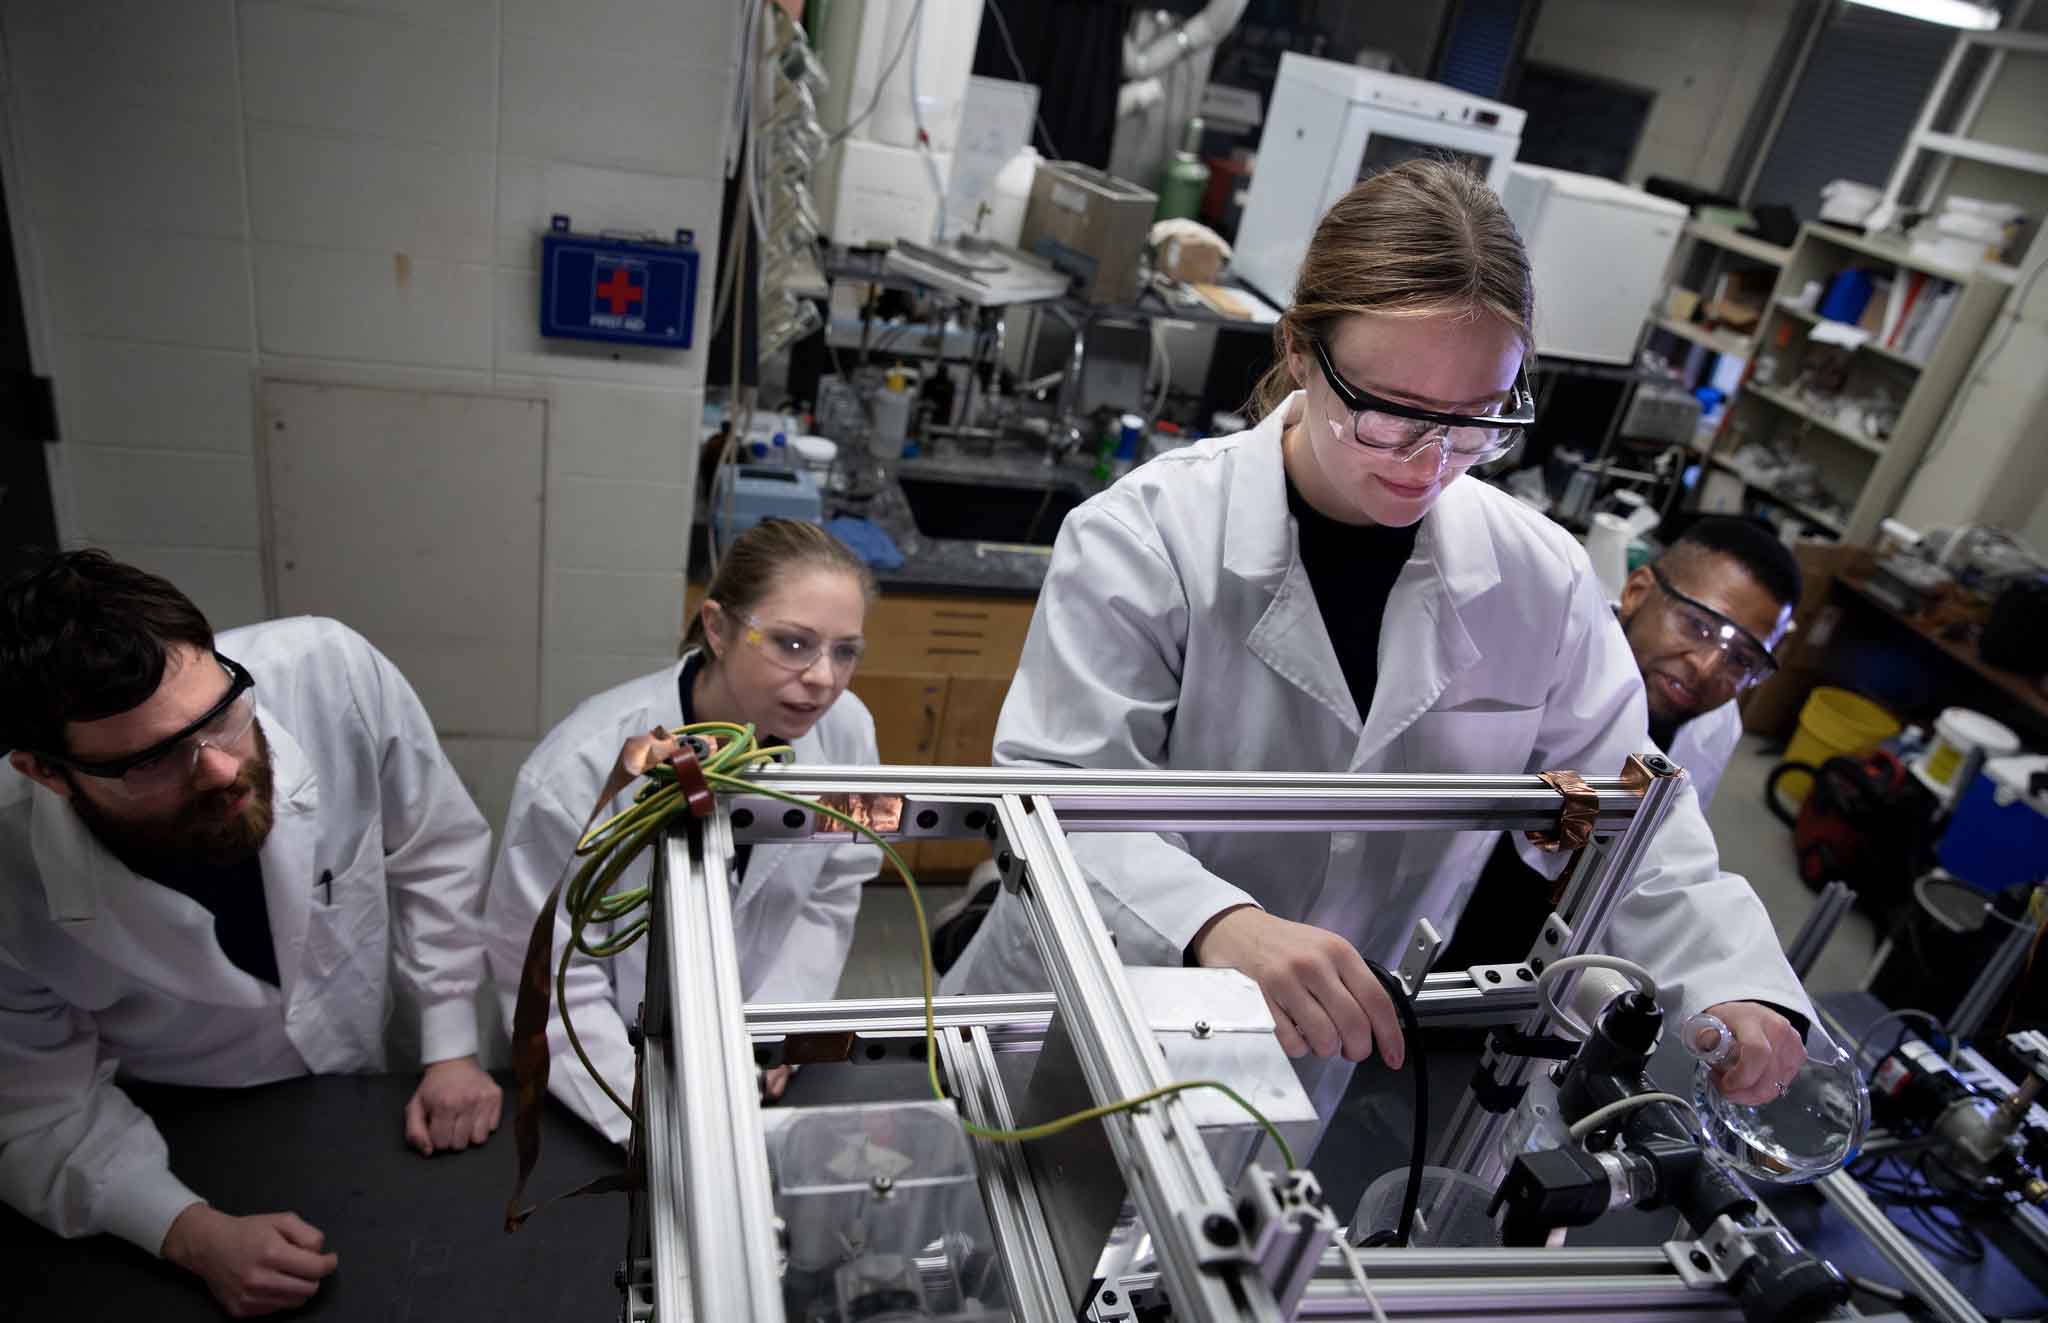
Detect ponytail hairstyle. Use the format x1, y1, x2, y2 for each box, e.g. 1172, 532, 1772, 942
686, 519, 877, 660
1250, 158, 1535, 420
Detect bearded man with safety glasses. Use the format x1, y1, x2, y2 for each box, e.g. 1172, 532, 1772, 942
0, 550, 500, 1317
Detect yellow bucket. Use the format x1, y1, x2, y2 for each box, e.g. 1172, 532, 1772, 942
1777, 687, 1902, 806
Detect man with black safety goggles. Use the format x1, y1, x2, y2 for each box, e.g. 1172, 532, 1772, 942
1, 551, 501, 1318
1442, 517, 1800, 973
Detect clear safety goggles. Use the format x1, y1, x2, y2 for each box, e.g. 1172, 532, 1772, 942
1650, 568, 1783, 690
743, 615, 865, 675
46, 655, 259, 799
1311, 338, 1535, 467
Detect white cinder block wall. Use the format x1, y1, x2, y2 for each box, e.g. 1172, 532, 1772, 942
0, 0, 741, 831
1523, 0, 1797, 190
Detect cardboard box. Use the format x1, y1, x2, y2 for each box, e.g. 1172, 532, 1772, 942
1739, 538, 1877, 737
1704, 268, 1773, 332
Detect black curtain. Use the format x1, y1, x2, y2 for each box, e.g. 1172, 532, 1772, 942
974, 1, 1135, 169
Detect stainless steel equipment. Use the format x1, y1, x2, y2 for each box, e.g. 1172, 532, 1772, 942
1020, 162, 1158, 304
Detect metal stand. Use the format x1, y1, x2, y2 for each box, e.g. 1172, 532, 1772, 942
1817, 1172, 1988, 1323
618, 756, 1802, 1323
1785, 881, 1856, 980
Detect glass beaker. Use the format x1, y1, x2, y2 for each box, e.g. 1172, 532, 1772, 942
1682, 1011, 1869, 1185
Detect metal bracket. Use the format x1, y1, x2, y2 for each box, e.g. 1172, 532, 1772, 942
1466, 962, 1540, 992
1524, 914, 1574, 971
1236, 1165, 1338, 1318
1086, 1280, 1139, 1322
1663, 1213, 1776, 1289
1396, 918, 1443, 997
1177, 1205, 1258, 1269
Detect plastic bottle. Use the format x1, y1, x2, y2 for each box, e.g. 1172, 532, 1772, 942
1682, 1012, 1869, 1185
870, 370, 913, 460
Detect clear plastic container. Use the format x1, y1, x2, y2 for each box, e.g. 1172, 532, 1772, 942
1683, 1012, 1869, 1185
1351, 1166, 1500, 1247
765, 1101, 1007, 1322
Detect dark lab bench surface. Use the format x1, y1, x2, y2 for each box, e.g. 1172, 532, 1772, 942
0, 1073, 623, 1323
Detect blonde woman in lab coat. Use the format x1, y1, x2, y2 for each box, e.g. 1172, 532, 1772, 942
943, 160, 1812, 1124
484, 519, 882, 1145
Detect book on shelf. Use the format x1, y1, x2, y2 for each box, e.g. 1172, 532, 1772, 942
1880, 271, 1929, 350
1900, 284, 1958, 364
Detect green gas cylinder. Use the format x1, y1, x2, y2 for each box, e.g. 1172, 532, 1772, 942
1154, 116, 1210, 222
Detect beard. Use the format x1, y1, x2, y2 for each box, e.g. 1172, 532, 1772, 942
68, 721, 279, 879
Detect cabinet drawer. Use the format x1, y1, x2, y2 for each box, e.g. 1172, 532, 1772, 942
862, 593, 1036, 675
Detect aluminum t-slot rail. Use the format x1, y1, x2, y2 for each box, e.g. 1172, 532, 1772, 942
719, 764, 1668, 840
1113, 1245, 1765, 1321
634, 758, 1685, 1323
740, 966, 1549, 1067
635, 813, 786, 1323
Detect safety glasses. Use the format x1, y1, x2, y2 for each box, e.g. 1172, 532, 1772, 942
1649, 568, 1780, 689
1311, 338, 1535, 466
45, 655, 259, 799
742, 615, 865, 675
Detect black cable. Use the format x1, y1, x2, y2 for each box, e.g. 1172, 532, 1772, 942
982, 0, 1062, 160
1357, 959, 1428, 1249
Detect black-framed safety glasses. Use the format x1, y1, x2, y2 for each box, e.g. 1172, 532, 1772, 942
1649, 568, 1781, 688
42, 654, 259, 798
1310, 338, 1536, 466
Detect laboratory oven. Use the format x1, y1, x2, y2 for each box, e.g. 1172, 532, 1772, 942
1233, 54, 1524, 307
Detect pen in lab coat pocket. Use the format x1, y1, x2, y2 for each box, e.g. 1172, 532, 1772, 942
318, 869, 332, 906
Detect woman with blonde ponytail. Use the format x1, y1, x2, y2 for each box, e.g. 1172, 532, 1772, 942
944, 160, 1813, 1138
483, 520, 883, 1144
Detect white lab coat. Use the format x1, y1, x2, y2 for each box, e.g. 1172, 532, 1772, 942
942, 395, 1810, 1121
0, 617, 491, 1253
482, 653, 881, 1145
1668, 699, 1742, 816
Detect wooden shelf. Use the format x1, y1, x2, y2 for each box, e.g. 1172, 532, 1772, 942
1684, 220, 1790, 266
1743, 381, 1888, 457
1806, 221, 2015, 287
1707, 456, 1846, 535
1650, 315, 1753, 358
1772, 301, 1925, 370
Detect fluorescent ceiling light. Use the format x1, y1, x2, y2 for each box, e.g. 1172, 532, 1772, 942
1845, 0, 2002, 29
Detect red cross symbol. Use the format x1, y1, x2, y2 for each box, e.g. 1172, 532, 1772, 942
595, 266, 643, 315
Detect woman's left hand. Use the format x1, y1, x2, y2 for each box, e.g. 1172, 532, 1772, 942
1703, 1000, 1806, 1105
615, 726, 686, 780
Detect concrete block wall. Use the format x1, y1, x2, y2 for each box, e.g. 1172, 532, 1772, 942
0, 0, 742, 831
1523, 0, 1797, 191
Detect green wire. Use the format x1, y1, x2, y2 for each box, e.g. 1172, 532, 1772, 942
552, 725, 1298, 1172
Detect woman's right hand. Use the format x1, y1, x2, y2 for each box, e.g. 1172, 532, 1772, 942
1189, 906, 1405, 1067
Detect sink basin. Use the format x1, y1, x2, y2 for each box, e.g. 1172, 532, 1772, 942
897, 475, 1086, 546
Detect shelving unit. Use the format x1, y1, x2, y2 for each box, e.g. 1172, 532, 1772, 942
1683, 219, 1791, 267
1697, 221, 2010, 542
1641, 220, 1792, 364
1743, 381, 1887, 456
1772, 300, 1925, 370
1651, 314, 1753, 358
1707, 456, 1845, 536
1876, 27, 2048, 279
